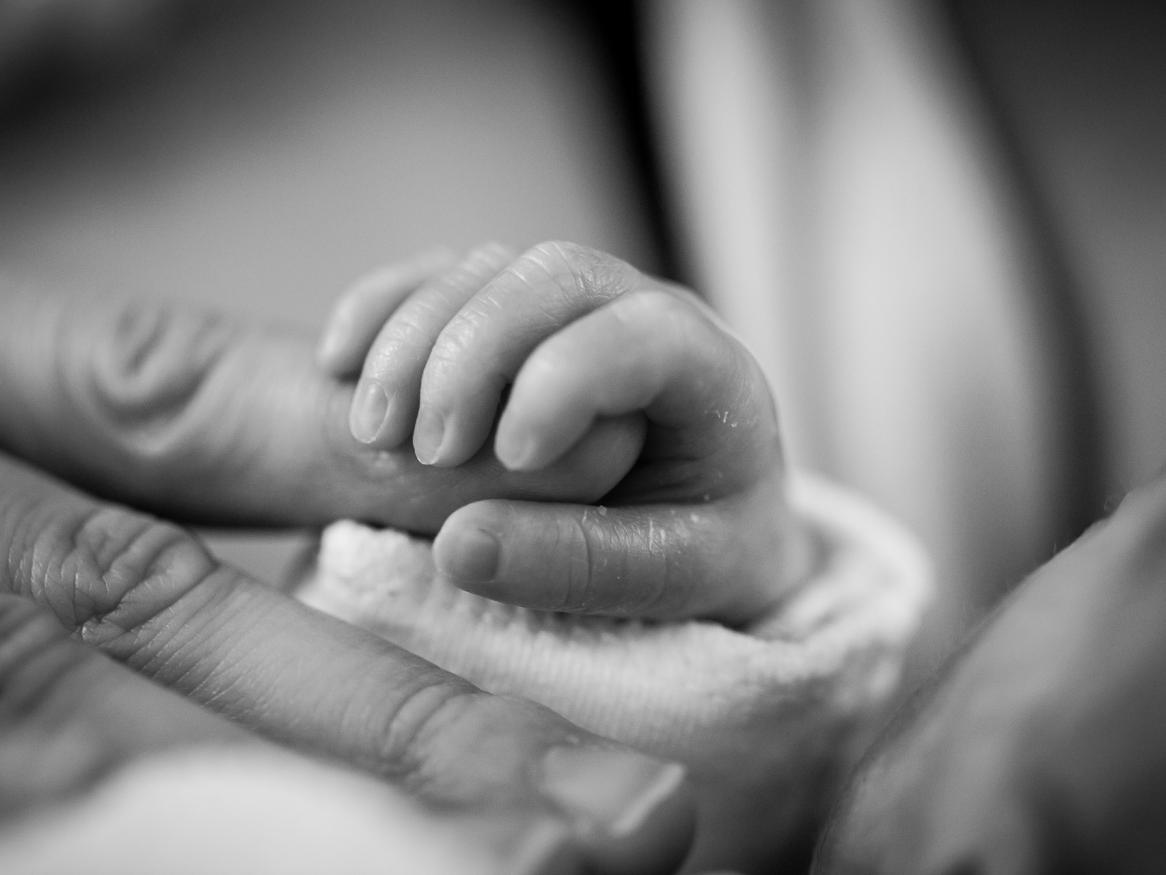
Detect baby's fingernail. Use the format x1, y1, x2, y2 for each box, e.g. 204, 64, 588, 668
414, 408, 445, 465
350, 380, 391, 444
436, 527, 499, 585
538, 746, 692, 843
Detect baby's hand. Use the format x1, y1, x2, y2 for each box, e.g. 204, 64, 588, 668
319, 242, 809, 624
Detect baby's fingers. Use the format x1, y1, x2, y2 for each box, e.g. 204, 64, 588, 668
432, 487, 795, 624
318, 248, 456, 377
413, 242, 645, 468
348, 244, 514, 447
496, 290, 773, 480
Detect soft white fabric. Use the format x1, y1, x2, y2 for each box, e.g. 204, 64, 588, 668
297, 472, 931, 870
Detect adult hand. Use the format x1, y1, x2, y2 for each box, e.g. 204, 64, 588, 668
322, 242, 810, 624
0, 593, 688, 875
815, 470, 1166, 873
0, 278, 693, 874
0, 275, 642, 531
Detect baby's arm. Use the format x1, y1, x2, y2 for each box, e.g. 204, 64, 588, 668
319, 242, 811, 624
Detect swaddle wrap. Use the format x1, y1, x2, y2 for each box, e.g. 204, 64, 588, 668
296, 474, 930, 871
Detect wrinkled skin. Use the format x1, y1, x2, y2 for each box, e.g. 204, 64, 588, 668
816, 469, 1166, 874
0, 280, 642, 531
0, 241, 811, 872
0, 273, 696, 875
322, 241, 806, 624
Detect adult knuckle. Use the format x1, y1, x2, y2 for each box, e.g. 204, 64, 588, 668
370, 675, 490, 795
65, 297, 237, 470
24, 504, 219, 660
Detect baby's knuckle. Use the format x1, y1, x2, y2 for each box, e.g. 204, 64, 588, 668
610, 287, 686, 327
544, 241, 644, 303
558, 514, 604, 612
368, 307, 432, 364
509, 241, 584, 299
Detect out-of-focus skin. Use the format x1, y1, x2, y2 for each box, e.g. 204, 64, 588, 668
0, 595, 681, 875
0, 275, 642, 531
322, 241, 811, 624
815, 468, 1166, 874
0, 275, 695, 874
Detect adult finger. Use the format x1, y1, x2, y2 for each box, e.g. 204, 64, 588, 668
0, 276, 640, 532
349, 243, 514, 448
0, 597, 588, 875
0, 593, 247, 819
413, 241, 647, 467
0, 748, 585, 875
317, 247, 457, 377
0, 451, 694, 872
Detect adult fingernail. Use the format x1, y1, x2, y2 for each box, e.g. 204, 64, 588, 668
436, 527, 499, 584
538, 746, 690, 841
414, 408, 445, 465
350, 380, 391, 444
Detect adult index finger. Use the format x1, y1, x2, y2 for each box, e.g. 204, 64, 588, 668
0, 277, 640, 532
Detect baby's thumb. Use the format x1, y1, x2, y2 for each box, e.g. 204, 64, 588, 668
434, 498, 752, 621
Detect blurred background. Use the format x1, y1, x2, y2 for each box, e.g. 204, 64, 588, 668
0, 0, 664, 596
2, 0, 1164, 671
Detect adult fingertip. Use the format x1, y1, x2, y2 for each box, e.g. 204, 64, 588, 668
538, 746, 695, 875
